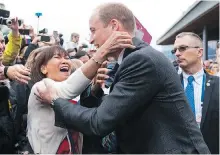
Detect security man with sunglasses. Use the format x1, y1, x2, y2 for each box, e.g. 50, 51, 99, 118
173, 32, 219, 154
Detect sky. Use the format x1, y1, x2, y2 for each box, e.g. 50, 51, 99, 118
0, 0, 197, 50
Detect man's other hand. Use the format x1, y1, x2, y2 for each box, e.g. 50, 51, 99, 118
35, 78, 58, 104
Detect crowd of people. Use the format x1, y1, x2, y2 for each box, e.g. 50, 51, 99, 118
0, 2, 219, 154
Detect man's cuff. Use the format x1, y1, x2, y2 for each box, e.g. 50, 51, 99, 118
53, 98, 66, 128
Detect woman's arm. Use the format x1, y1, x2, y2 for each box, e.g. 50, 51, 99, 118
53, 50, 105, 99
42, 32, 135, 99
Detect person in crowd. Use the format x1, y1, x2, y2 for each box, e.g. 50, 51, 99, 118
15, 45, 28, 65
9, 48, 43, 154
72, 50, 90, 63
35, 3, 209, 154
65, 32, 80, 50
2, 17, 22, 66
203, 60, 214, 75
0, 80, 15, 153
59, 33, 64, 46
0, 32, 30, 83
203, 60, 211, 70
0, 29, 30, 153
27, 46, 83, 154
67, 48, 77, 59
23, 35, 57, 61
210, 62, 219, 76
174, 32, 219, 154
70, 59, 83, 73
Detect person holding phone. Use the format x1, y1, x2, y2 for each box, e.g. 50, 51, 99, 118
23, 34, 57, 61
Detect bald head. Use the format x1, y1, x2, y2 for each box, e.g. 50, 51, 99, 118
92, 3, 136, 33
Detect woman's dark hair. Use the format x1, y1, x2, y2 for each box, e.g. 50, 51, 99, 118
30, 45, 69, 84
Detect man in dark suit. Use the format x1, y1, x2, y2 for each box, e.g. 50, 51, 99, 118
36, 3, 210, 154
79, 61, 118, 153
173, 32, 219, 154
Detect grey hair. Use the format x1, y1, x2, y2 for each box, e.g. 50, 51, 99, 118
176, 32, 203, 47
70, 32, 79, 41
95, 3, 136, 33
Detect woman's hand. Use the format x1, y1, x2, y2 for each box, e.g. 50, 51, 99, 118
93, 31, 135, 63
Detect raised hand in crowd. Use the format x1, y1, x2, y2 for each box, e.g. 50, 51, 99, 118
31, 36, 41, 45
29, 26, 35, 40
9, 17, 20, 37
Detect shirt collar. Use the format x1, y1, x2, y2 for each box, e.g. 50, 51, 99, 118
182, 68, 204, 85
117, 49, 125, 65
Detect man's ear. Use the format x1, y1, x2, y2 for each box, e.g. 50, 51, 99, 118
110, 19, 119, 31
41, 65, 47, 75
198, 48, 203, 58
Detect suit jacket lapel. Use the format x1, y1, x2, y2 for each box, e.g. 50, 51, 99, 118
200, 73, 214, 128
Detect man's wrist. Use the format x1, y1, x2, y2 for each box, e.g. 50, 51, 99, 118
93, 52, 107, 64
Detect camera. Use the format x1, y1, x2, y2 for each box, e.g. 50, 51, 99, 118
40, 35, 50, 42
0, 9, 22, 26
19, 29, 30, 35
39, 28, 48, 34
0, 9, 10, 18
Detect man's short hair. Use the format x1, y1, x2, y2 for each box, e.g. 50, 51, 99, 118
67, 48, 77, 53
95, 3, 135, 33
72, 50, 88, 59
71, 33, 79, 38
176, 32, 203, 47
70, 33, 79, 41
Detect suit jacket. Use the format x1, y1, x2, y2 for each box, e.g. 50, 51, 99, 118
53, 37, 210, 154
180, 73, 219, 154
79, 63, 118, 154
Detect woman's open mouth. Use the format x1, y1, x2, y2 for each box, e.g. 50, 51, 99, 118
59, 66, 70, 72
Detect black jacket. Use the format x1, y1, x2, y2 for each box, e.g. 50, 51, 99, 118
23, 44, 38, 61
180, 72, 219, 154
52, 38, 210, 153
0, 83, 15, 153
200, 74, 219, 154
9, 81, 34, 152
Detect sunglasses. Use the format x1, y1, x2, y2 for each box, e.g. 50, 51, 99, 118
171, 46, 199, 54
